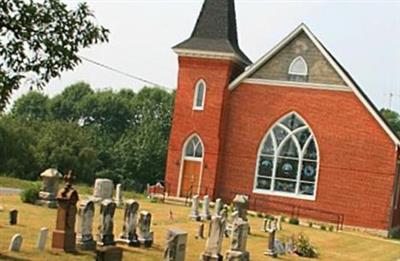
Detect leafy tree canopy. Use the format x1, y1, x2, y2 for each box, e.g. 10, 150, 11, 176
0, 0, 109, 110
11, 91, 50, 120
380, 108, 400, 136
4, 82, 175, 191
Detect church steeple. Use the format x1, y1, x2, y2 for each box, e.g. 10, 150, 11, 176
173, 0, 251, 65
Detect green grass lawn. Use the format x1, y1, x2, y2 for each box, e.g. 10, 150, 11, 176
0, 178, 400, 260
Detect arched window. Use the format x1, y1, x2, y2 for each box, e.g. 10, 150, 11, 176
184, 135, 203, 159
193, 80, 206, 110
254, 112, 319, 199
288, 56, 308, 82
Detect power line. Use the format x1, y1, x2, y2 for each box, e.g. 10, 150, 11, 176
78, 55, 173, 91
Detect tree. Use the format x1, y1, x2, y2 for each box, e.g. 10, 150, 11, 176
381, 108, 400, 136
0, 0, 109, 110
112, 88, 174, 191
11, 91, 50, 120
50, 82, 93, 122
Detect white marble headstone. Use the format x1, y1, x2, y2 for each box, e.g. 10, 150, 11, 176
9, 234, 23, 252
36, 227, 48, 251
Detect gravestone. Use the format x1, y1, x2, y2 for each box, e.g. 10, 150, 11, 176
232, 195, 249, 221
196, 223, 205, 239
164, 228, 188, 261
225, 219, 250, 261
117, 200, 140, 247
36, 227, 49, 251
189, 195, 200, 221
200, 215, 226, 261
92, 179, 114, 202
201, 195, 211, 220
115, 184, 123, 208
37, 168, 62, 207
9, 209, 18, 225
137, 211, 154, 247
9, 234, 23, 252
51, 171, 79, 252
98, 199, 117, 246
96, 245, 123, 261
214, 199, 223, 216
76, 200, 96, 250
276, 216, 282, 231
264, 218, 278, 257
274, 239, 285, 255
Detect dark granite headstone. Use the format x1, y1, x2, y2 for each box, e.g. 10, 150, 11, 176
9, 209, 18, 225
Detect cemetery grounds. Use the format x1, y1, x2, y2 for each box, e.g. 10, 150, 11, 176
0, 177, 400, 260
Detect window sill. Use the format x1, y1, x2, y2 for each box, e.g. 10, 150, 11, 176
252, 189, 316, 201
192, 107, 204, 111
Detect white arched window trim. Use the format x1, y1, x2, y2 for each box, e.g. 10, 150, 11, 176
253, 112, 320, 201
288, 56, 308, 76
176, 133, 205, 197
183, 133, 204, 161
193, 79, 206, 111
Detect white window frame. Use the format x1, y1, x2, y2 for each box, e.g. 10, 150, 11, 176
252, 112, 320, 201
193, 79, 206, 111
288, 56, 308, 76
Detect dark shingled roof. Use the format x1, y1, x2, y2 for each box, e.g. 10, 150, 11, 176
173, 0, 251, 65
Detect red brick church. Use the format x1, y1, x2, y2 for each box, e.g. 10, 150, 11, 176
164, 0, 400, 235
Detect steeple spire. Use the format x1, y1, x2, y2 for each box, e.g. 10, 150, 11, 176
173, 0, 251, 65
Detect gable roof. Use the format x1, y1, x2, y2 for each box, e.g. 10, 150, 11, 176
229, 23, 400, 147
173, 0, 251, 65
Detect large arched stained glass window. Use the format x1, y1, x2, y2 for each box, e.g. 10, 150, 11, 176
254, 112, 319, 199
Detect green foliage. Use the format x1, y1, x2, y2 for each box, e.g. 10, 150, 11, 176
320, 224, 327, 231
0, 0, 109, 110
50, 82, 94, 122
329, 225, 335, 232
293, 233, 319, 258
20, 183, 41, 204
2, 83, 174, 191
308, 222, 313, 228
389, 227, 400, 239
11, 92, 50, 121
289, 217, 299, 225
380, 108, 400, 136
280, 215, 287, 222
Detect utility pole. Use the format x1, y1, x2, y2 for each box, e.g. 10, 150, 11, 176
385, 92, 394, 110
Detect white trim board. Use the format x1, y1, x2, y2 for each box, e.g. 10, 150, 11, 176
173, 48, 247, 65
228, 23, 400, 146
243, 78, 351, 92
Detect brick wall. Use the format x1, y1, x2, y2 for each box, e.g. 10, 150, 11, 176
216, 83, 397, 230
164, 56, 239, 198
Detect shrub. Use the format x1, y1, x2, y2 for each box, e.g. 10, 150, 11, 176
389, 227, 400, 239
289, 217, 299, 225
20, 183, 41, 204
280, 215, 287, 222
293, 233, 319, 258
308, 222, 313, 228
265, 214, 274, 220
320, 224, 327, 231
256, 212, 264, 218
329, 225, 335, 232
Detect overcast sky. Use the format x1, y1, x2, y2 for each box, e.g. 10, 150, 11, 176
10, 0, 400, 112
